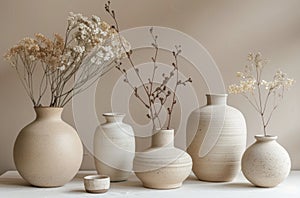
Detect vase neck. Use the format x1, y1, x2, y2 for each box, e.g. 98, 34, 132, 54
206, 94, 228, 105
34, 107, 63, 120
103, 113, 125, 123
255, 135, 278, 142
151, 129, 174, 148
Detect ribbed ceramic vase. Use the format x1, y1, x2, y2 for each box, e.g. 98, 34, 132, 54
187, 94, 247, 182
242, 135, 291, 187
94, 113, 135, 182
133, 129, 192, 189
13, 107, 83, 187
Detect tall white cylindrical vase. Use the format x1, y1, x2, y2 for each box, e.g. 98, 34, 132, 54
94, 113, 135, 182
242, 135, 291, 187
187, 94, 247, 182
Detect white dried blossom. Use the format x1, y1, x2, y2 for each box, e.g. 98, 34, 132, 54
256, 61, 263, 68
228, 78, 256, 94
96, 51, 104, 58
67, 12, 86, 30
4, 12, 129, 108
90, 56, 102, 65
254, 52, 262, 62
73, 46, 85, 54
259, 69, 295, 91
285, 78, 295, 87
92, 27, 100, 34
236, 72, 244, 78
92, 15, 101, 25
29, 55, 36, 61
228, 52, 295, 136
58, 65, 66, 71
99, 29, 108, 36
247, 53, 254, 61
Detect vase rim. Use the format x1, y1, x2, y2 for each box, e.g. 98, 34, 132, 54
255, 134, 278, 141
34, 106, 63, 109
84, 175, 110, 181
155, 128, 174, 132
102, 112, 125, 117
206, 93, 228, 97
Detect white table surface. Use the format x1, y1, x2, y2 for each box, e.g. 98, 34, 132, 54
0, 171, 299, 198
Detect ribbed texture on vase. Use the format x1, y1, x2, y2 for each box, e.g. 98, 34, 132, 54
187, 94, 247, 182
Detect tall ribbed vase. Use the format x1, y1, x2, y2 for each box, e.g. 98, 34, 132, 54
94, 113, 135, 182
13, 107, 83, 187
187, 94, 247, 181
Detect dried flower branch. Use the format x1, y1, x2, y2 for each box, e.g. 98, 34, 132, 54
105, 1, 192, 130
4, 12, 129, 107
228, 52, 295, 136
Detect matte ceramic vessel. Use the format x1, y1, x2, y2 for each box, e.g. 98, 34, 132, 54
13, 107, 83, 187
242, 135, 291, 187
94, 113, 135, 182
84, 175, 110, 193
187, 94, 247, 182
133, 129, 192, 189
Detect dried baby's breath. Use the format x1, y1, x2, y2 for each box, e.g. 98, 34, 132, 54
4, 13, 130, 107
228, 52, 295, 136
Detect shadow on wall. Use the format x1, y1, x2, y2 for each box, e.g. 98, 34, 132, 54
0, 69, 33, 176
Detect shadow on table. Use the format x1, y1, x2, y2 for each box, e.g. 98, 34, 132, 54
66, 181, 144, 195
0, 178, 31, 187
68, 189, 86, 194
185, 175, 261, 190
220, 182, 255, 189
111, 180, 143, 189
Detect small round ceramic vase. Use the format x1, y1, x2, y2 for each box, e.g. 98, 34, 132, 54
94, 113, 135, 182
133, 129, 192, 189
242, 135, 291, 187
13, 107, 83, 187
187, 94, 247, 182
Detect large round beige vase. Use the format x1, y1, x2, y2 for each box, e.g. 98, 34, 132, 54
94, 113, 135, 182
242, 135, 291, 187
187, 94, 247, 182
13, 107, 83, 187
133, 129, 192, 189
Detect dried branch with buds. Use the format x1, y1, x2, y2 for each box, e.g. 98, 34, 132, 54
105, 1, 192, 130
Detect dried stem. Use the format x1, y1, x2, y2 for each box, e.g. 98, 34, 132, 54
5, 12, 123, 107
228, 52, 295, 136
105, 1, 192, 130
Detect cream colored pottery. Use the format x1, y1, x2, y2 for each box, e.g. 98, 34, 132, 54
187, 94, 247, 182
242, 135, 291, 187
133, 129, 192, 189
94, 113, 135, 182
13, 107, 83, 187
84, 175, 110, 193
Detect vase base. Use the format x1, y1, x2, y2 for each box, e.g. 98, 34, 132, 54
142, 182, 182, 190
86, 189, 108, 193
31, 184, 64, 188
195, 176, 235, 183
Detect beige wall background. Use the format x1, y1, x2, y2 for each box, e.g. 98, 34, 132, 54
1, 0, 300, 175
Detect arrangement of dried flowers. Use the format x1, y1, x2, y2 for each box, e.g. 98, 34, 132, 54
228, 52, 295, 136
105, 1, 192, 130
4, 12, 129, 107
